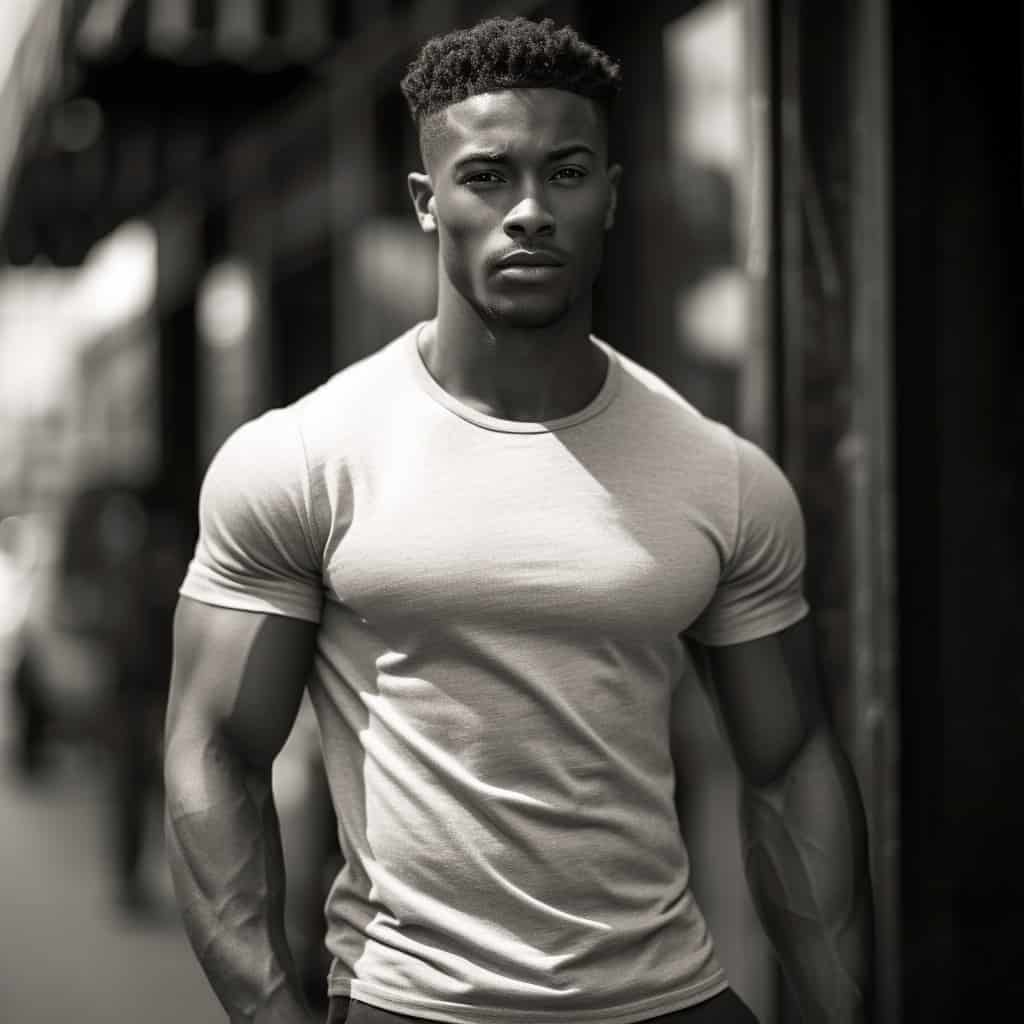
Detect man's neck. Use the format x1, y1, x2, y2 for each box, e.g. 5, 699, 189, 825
420, 297, 607, 423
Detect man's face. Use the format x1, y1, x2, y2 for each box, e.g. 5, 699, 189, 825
411, 88, 620, 330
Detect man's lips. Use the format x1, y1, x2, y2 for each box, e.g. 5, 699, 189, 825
495, 250, 567, 269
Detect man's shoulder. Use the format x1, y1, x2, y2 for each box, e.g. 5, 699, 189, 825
285, 325, 419, 457
203, 326, 416, 494
295, 327, 413, 416
605, 341, 737, 455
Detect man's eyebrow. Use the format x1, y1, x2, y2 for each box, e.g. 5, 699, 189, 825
547, 143, 596, 160
453, 143, 596, 168
454, 149, 510, 168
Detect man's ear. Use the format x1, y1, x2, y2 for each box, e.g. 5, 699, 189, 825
604, 164, 622, 230
408, 172, 437, 233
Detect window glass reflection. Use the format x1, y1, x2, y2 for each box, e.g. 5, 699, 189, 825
663, 0, 770, 444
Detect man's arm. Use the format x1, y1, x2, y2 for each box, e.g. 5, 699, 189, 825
697, 617, 875, 1023
163, 596, 319, 1024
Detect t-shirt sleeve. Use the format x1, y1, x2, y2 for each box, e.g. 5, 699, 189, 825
687, 434, 810, 646
178, 409, 324, 623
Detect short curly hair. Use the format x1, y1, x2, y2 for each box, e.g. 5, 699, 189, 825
400, 16, 622, 126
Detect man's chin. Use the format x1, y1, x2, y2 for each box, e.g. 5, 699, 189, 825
484, 296, 570, 330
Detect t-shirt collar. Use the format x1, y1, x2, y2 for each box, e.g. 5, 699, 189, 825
404, 321, 621, 435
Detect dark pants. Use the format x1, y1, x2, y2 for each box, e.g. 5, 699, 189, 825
107, 672, 165, 902
10, 642, 50, 778
327, 989, 759, 1024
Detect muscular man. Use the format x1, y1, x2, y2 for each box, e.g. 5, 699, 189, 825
164, 17, 874, 1024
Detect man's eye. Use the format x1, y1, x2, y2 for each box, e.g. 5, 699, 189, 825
464, 172, 503, 184
552, 167, 587, 181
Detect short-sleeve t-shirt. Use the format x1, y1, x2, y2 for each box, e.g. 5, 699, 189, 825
180, 323, 809, 1024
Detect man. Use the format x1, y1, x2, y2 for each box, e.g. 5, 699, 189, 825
164, 17, 874, 1024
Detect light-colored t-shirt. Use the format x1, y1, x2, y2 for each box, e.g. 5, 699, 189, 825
180, 323, 809, 1024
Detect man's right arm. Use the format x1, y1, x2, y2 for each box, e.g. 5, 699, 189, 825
164, 595, 319, 1024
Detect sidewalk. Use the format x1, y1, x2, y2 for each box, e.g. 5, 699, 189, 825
0, 741, 223, 1024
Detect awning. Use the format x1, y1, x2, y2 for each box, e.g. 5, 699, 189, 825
0, 0, 342, 267
0, 1, 75, 247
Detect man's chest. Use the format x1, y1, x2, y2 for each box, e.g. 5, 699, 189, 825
321, 432, 726, 644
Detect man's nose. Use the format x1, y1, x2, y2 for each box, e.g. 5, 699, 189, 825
502, 196, 555, 242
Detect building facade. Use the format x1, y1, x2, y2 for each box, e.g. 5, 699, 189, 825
2, 2, 1021, 1021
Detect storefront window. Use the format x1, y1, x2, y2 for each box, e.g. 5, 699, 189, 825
197, 259, 259, 463
662, 0, 771, 446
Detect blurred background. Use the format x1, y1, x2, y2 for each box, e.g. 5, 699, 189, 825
0, 2, 1019, 1022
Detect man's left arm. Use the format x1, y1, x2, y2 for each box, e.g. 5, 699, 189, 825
698, 616, 875, 1023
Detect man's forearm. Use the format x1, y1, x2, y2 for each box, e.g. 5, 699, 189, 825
740, 729, 874, 1023
164, 734, 313, 1024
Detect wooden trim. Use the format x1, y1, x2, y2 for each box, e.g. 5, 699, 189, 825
847, 1, 899, 1021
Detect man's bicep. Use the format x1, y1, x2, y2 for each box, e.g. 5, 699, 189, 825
700, 617, 826, 787
167, 596, 318, 769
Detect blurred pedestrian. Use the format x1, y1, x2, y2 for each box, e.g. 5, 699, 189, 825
1, 514, 48, 779
59, 478, 186, 914
164, 16, 874, 1024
